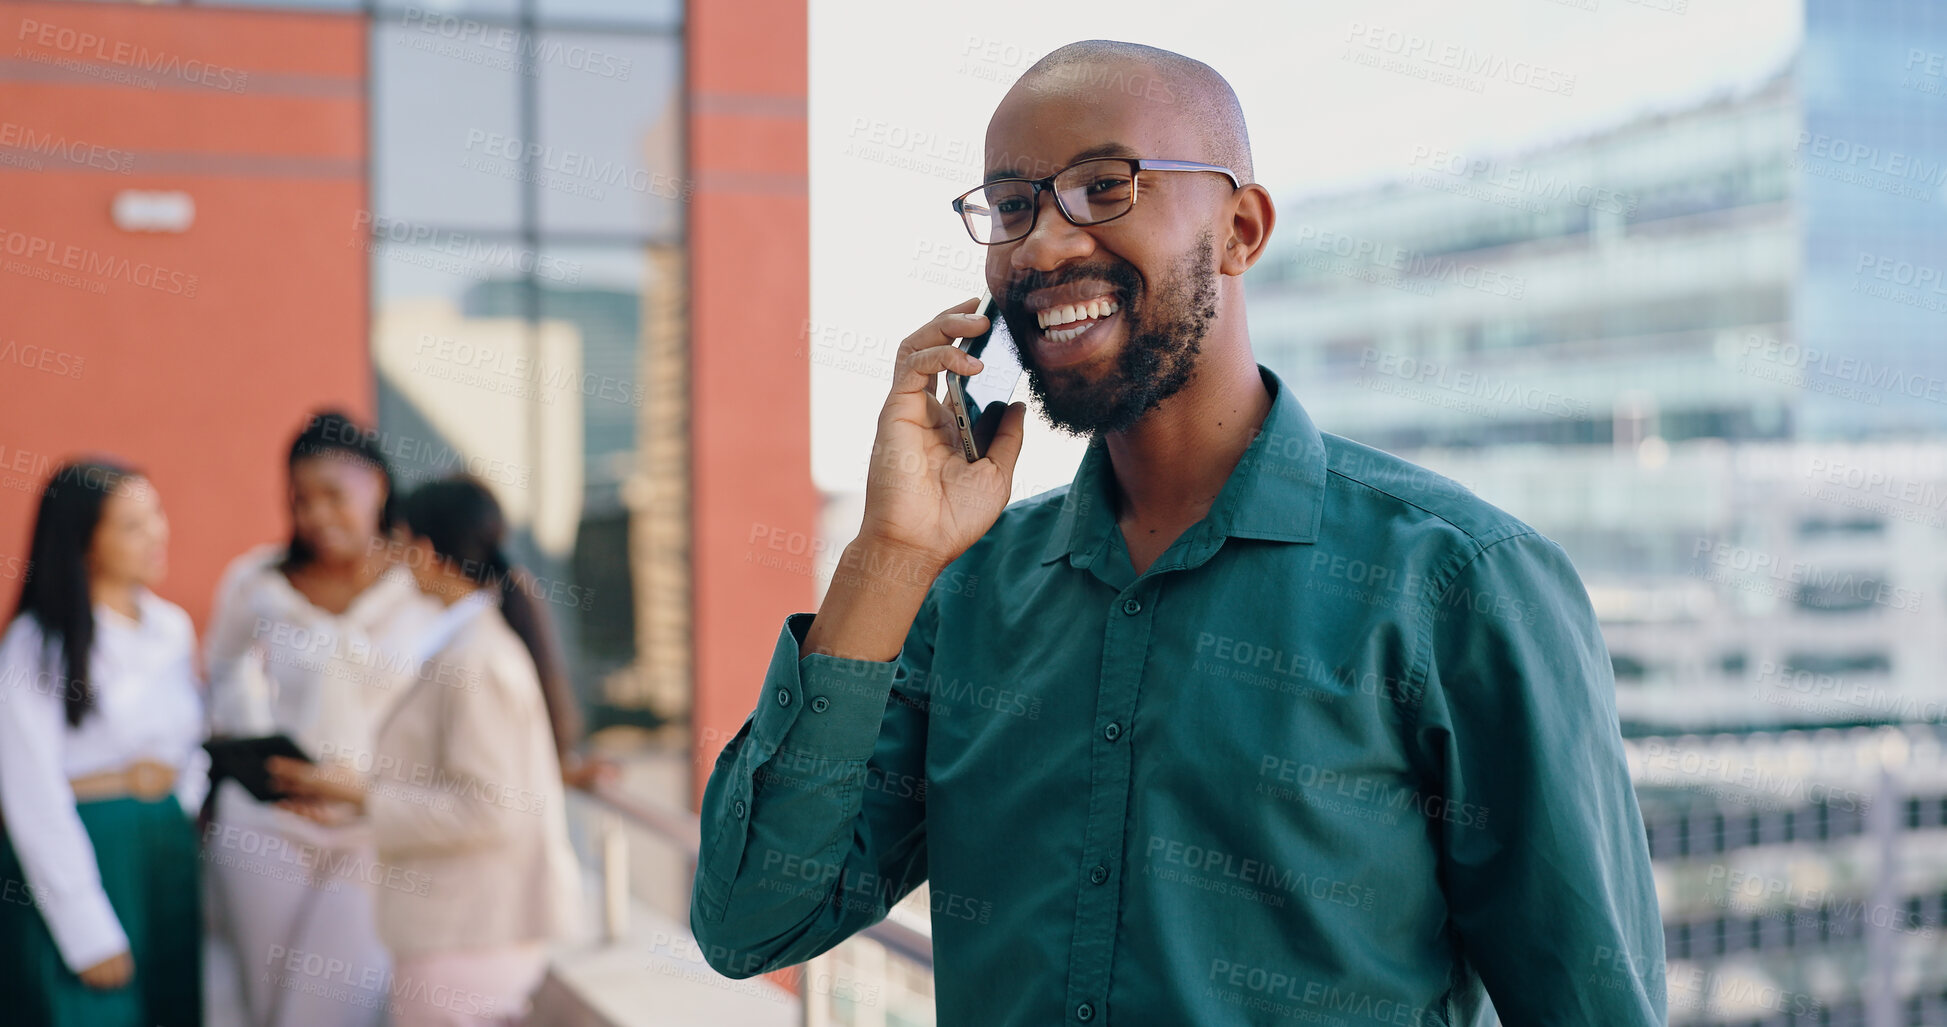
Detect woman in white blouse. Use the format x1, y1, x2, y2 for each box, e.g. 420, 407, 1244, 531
202, 411, 442, 1026
270, 475, 582, 1027
0, 459, 205, 1026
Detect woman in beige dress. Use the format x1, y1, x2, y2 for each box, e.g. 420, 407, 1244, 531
270, 475, 582, 1027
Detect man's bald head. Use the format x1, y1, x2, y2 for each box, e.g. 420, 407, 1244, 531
1010, 40, 1253, 184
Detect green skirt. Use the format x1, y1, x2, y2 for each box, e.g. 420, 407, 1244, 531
0, 795, 202, 1027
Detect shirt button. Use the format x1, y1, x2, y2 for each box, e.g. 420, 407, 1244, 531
733, 800, 747, 819
1089, 864, 1108, 885
1122, 597, 1142, 616
776, 688, 792, 708
1077, 1002, 1095, 1021
811, 696, 830, 714
1103, 722, 1122, 742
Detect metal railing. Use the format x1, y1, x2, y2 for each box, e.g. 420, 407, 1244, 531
573, 775, 936, 1025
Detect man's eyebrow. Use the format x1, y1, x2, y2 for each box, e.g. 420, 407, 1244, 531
982, 141, 1139, 183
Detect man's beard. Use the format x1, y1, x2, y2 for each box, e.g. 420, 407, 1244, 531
1000, 231, 1219, 438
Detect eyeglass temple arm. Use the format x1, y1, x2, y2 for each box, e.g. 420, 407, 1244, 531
1133, 159, 1240, 188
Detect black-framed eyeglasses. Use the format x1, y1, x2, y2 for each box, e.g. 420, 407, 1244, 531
951, 157, 1240, 246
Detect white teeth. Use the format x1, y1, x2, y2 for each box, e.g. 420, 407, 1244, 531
1036, 298, 1120, 329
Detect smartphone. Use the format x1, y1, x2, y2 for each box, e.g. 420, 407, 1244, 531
944, 291, 1023, 462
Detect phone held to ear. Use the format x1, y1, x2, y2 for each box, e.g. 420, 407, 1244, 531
943, 290, 1024, 462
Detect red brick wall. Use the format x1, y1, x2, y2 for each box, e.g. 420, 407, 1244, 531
0, 2, 370, 634
687, 0, 816, 805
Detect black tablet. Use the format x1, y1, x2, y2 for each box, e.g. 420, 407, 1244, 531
203, 734, 313, 803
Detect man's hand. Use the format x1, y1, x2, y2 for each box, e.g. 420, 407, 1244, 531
77, 950, 133, 990
856, 296, 1028, 572
802, 297, 1028, 663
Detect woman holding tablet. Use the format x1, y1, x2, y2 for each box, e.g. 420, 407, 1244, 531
202, 411, 442, 1026
270, 476, 581, 1027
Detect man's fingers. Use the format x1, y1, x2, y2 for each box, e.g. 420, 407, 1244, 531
980, 401, 1029, 476
894, 343, 984, 398
891, 303, 990, 396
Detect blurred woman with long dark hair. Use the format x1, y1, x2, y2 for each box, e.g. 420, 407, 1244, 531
201, 410, 443, 1026
270, 475, 582, 1026
0, 460, 203, 1026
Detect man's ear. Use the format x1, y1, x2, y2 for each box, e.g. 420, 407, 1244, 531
1220, 184, 1275, 276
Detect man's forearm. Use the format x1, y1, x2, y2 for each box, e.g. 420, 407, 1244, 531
801, 537, 942, 662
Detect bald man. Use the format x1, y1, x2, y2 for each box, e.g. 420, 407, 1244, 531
692, 40, 1666, 1027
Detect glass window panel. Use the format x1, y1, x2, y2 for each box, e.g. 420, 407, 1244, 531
370, 236, 606, 715
535, 0, 680, 27
536, 33, 684, 237
201, 0, 362, 9
373, 0, 521, 21
372, 16, 523, 231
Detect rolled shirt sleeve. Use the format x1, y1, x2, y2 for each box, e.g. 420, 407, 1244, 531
1414, 531, 1667, 1025
0, 621, 130, 973
691, 597, 937, 978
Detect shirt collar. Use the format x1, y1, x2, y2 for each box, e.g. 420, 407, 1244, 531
1039, 364, 1328, 566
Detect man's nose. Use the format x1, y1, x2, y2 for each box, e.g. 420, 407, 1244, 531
1009, 189, 1093, 273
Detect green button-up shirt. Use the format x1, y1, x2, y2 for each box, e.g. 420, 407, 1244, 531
692, 365, 1666, 1026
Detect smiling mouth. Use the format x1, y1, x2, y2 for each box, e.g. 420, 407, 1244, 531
1035, 297, 1121, 344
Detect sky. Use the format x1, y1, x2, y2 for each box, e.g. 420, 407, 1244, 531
807, 0, 1803, 497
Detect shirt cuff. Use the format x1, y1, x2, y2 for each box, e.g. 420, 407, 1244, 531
755, 613, 900, 762
41, 885, 129, 973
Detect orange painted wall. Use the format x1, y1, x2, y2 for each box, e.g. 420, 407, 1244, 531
688, 0, 816, 805
0, 4, 370, 635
